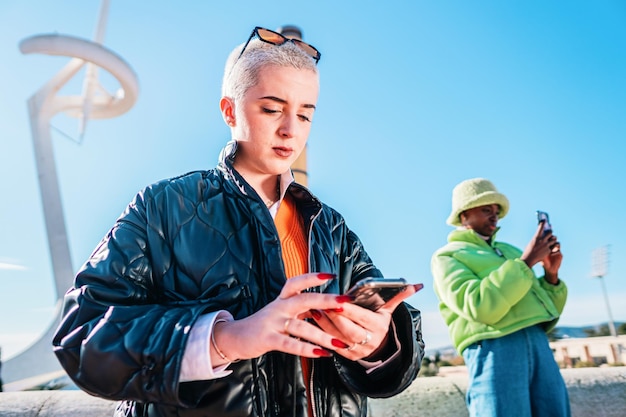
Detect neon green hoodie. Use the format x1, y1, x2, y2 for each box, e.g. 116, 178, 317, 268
431, 228, 567, 354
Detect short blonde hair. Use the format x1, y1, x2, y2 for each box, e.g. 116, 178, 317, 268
221, 38, 319, 103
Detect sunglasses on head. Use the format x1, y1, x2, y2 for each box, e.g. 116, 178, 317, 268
236, 26, 321, 64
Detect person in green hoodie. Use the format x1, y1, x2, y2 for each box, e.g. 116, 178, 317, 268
431, 178, 570, 417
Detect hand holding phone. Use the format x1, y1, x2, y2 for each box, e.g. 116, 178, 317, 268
346, 277, 421, 311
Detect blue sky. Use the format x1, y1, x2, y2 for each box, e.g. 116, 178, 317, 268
1, 1, 625, 360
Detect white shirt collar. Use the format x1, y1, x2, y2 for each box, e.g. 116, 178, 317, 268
268, 170, 295, 218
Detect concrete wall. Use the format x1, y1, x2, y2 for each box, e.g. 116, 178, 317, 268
369, 366, 626, 417
0, 367, 624, 417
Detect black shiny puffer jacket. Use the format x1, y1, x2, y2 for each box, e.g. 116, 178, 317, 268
52, 148, 424, 417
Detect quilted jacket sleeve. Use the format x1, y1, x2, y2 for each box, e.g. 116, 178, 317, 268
336, 302, 424, 398
332, 224, 424, 398
52, 187, 218, 407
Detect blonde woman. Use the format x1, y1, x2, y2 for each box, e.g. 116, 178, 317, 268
53, 26, 424, 417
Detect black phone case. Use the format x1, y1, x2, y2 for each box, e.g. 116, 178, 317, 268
347, 278, 408, 311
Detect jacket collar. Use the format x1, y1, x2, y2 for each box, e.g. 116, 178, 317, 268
217, 140, 238, 176
216, 140, 255, 203
216, 141, 324, 219
216, 141, 306, 207
448, 227, 500, 246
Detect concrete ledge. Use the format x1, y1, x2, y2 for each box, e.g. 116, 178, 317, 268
0, 367, 624, 417
0, 390, 117, 417
370, 366, 626, 417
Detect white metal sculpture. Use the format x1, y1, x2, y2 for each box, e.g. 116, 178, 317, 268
19, 0, 138, 301
3, 0, 139, 387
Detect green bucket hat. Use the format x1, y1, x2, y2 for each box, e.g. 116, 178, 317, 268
447, 178, 510, 226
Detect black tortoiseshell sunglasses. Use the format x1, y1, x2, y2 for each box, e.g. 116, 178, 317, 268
236, 26, 321, 64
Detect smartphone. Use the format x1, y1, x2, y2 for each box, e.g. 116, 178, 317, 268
346, 277, 413, 311
536, 210, 552, 236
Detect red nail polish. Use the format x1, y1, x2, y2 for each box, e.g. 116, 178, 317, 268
311, 310, 322, 320
335, 295, 353, 303
313, 348, 332, 357
331, 339, 350, 348
317, 273, 336, 280
413, 283, 424, 292
324, 307, 343, 313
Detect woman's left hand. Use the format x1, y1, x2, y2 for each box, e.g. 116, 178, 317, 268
309, 283, 422, 360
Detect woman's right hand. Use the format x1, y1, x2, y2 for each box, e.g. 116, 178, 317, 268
209, 272, 353, 365
520, 222, 559, 268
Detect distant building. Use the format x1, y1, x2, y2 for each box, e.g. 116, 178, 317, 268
550, 335, 626, 367
427, 334, 626, 370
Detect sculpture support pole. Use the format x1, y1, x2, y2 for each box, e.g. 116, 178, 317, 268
26, 57, 87, 300
28, 94, 75, 300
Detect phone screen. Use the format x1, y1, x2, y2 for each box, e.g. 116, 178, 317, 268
536, 210, 552, 235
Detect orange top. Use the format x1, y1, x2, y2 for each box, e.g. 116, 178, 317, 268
274, 194, 308, 278
274, 194, 312, 416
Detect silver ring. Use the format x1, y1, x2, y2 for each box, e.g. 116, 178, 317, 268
345, 343, 357, 351
358, 330, 372, 345
283, 318, 291, 334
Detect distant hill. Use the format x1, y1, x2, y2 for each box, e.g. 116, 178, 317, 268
551, 321, 625, 339
552, 326, 591, 339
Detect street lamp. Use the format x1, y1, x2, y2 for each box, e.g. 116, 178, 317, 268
591, 245, 617, 337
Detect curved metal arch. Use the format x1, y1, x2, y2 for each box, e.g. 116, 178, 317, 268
19, 33, 139, 119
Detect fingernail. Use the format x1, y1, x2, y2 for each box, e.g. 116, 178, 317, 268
324, 307, 343, 313
413, 283, 424, 292
313, 348, 333, 357
311, 309, 322, 320
317, 273, 336, 280
335, 295, 353, 303
332, 339, 350, 349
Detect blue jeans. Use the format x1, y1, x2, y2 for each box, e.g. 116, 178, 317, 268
462, 325, 571, 417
